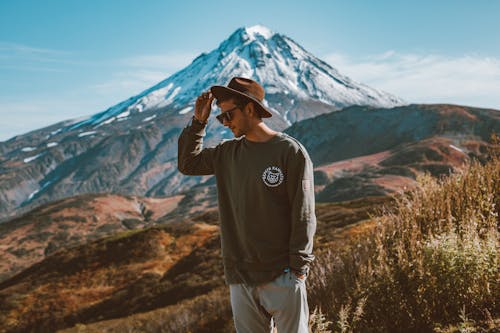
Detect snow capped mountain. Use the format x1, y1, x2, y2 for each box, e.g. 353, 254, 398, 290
69, 24, 404, 130
0, 24, 409, 220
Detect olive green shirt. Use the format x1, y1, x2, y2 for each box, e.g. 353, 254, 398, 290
178, 119, 316, 286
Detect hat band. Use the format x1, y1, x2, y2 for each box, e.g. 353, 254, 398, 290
232, 87, 262, 102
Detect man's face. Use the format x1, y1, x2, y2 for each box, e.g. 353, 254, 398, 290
217, 100, 249, 138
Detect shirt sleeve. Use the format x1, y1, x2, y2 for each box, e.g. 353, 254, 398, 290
177, 118, 218, 175
286, 146, 317, 275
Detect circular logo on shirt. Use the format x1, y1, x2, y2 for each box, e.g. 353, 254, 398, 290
262, 166, 284, 187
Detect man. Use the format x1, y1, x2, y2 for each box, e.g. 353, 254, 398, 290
178, 77, 316, 333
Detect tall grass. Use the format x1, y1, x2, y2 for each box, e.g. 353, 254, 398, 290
308, 135, 499, 333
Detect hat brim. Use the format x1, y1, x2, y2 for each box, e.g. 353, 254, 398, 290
210, 85, 273, 118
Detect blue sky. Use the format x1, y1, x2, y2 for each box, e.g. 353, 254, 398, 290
1, 0, 499, 141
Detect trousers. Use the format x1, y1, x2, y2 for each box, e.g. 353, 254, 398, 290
229, 271, 309, 333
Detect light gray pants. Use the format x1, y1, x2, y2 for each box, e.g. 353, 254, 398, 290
229, 271, 309, 333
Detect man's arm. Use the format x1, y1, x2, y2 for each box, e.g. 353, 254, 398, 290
177, 117, 218, 175
177, 91, 217, 175
287, 147, 317, 278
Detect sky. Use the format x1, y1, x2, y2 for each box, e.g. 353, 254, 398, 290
1, 0, 499, 141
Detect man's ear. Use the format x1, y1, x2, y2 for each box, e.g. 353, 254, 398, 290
246, 102, 258, 118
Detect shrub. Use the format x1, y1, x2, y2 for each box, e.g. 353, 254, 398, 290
308, 136, 499, 333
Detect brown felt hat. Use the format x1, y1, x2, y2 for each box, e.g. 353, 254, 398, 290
210, 77, 273, 118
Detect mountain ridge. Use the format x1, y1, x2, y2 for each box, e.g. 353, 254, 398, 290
0, 25, 405, 220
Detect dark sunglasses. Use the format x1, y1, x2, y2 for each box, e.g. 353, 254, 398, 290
216, 106, 240, 124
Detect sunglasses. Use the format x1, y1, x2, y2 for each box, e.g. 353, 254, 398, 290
216, 106, 240, 124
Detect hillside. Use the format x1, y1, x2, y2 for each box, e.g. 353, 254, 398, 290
0, 194, 183, 282
0, 196, 395, 333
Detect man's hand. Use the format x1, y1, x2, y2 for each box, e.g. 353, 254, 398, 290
293, 271, 306, 280
194, 91, 215, 123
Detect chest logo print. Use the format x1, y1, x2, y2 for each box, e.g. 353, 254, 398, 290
262, 166, 284, 187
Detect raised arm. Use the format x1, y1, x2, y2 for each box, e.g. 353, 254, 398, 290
177, 91, 217, 175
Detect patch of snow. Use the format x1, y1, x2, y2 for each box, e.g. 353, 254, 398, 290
245, 25, 274, 40
47, 142, 58, 148
127, 103, 145, 113
103, 117, 116, 125
125, 83, 175, 113
117, 111, 130, 119
143, 115, 157, 122
283, 110, 292, 126
24, 153, 44, 163
163, 86, 182, 106
51, 128, 62, 136
178, 106, 192, 115
287, 80, 298, 91
27, 190, 38, 201
78, 131, 97, 138
27, 180, 53, 201
21, 147, 36, 152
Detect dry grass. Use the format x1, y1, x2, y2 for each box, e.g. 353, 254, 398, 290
308, 133, 499, 333
58, 134, 498, 332
3, 134, 498, 333
0, 222, 221, 333
58, 287, 233, 333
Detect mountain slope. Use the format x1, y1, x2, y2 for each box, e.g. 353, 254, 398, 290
0, 193, 183, 282
57, 24, 404, 130
286, 104, 499, 202
0, 217, 223, 333
0, 100, 498, 331
0, 195, 394, 333
0, 25, 404, 221
286, 104, 499, 166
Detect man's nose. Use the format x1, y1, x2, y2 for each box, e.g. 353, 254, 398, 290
222, 118, 231, 127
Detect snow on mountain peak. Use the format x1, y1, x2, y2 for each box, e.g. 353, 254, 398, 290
65, 25, 405, 130
244, 25, 274, 40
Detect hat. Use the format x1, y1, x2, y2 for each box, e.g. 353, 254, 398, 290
210, 77, 272, 118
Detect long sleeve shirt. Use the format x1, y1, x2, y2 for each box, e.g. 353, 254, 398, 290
178, 119, 316, 286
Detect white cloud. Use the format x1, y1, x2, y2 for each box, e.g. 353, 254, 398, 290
90, 70, 169, 96
0, 41, 72, 71
89, 52, 198, 97
0, 51, 198, 141
0, 96, 114, 140
323, 51, 500, 109
0, 41, 69, 55
119, 52, 197, 70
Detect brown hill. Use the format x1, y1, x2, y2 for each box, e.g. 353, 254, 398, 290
0, 194, 183, 283
286, 104, 498, 167
0, 215, 222, 333
314, 135, 486, 202
0, 103, 497, 332
0, 195, 394, 333
1, 103, 497, 222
